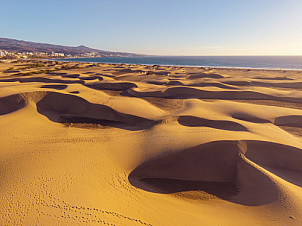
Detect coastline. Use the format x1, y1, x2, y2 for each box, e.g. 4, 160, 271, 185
52, 56, 302, 71
51, 58, 302, 72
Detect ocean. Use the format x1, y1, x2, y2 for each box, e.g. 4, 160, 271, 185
58, 56, 302, 70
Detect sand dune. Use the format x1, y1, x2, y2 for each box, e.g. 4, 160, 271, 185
0, 60, 302, 225
232, 112, 271, 123
225, 80, 302, 89
188, 73, 225, 79
129, 140, 288, 206
274, 115, 302, 127
0, 94, 25, 115
87, 82, 138, 91
36, 91, 159, 130
40, 84, 68, 90
178, 115, 247, 131
127, 86, 274, 100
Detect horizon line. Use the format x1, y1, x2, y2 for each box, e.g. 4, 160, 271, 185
1, 37, 301, 57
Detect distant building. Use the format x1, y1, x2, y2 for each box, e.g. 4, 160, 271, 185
0, 50, 10, 57
51, 52, 64, 57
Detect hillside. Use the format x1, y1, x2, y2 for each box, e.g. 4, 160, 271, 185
0, 38, 142, 57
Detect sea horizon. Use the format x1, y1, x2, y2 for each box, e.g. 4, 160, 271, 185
57, 55, 302, 70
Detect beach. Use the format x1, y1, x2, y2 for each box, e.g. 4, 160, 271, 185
1, 59, 302, 225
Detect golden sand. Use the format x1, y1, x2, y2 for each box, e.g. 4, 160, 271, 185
0, 60, 302, 225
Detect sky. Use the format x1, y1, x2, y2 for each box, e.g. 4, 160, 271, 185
1, 0, 302, 55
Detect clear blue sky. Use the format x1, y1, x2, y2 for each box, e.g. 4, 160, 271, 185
1, 0, 302, 55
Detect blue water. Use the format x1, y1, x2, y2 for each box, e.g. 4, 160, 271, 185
58, 56, 302, 70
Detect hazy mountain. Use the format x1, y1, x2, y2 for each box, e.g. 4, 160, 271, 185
0, 38, 142, 57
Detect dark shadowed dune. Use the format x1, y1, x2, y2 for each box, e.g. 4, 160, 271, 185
126, 87, 274, 100
166, 80, 184, 86
0, 94, 25, 115
188, 73, 224, 79
40, 84, 68, 90
232, 99, 302, 110
243, 141, 302, 173
36, 92, 158, 130
274, 115, 302, 128
136, 178, 238, 198
188, 82, 238, 90
224, 80, 302, 90
250, 81, 302, 90
146, 80, 167, 85
62, 74, 80, 78
86, 82, 137, 91
178, 115, 248, 131
128, 140, 292, 205
232, 113, 271, 123
3, 70, 20, 73
79, 76, 100, 80
222, 81, 251, 86
126, 86, 302, 104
